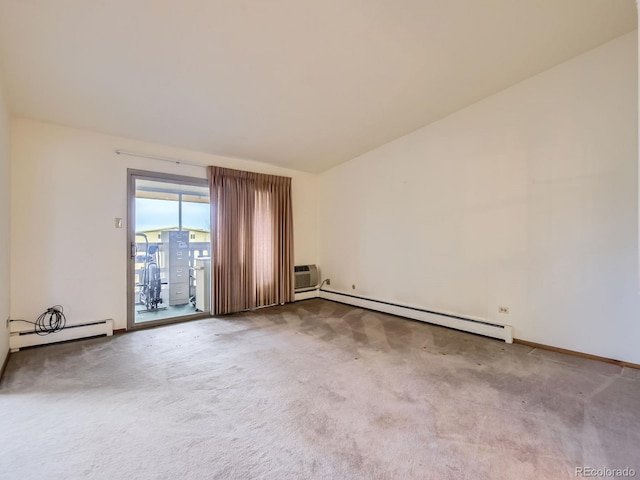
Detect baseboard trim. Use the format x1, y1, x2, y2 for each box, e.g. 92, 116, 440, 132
113, 328, 127, 335
514, 339, 640, 370
319, 288, 513, 343
0, 348, 10, 382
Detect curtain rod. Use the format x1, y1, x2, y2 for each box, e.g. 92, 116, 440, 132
115, 149, 207, 168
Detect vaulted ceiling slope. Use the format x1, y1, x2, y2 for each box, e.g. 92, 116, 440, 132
0, 1, 636, 172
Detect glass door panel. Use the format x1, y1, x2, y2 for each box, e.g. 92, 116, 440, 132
128, 172, 211, 328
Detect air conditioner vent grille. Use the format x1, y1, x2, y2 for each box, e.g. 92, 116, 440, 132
295, 264, 318, 290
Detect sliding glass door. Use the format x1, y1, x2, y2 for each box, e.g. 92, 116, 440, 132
127, 170, 211, 329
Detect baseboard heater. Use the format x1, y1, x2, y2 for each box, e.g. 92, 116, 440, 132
294, 288, 320, 301
316, 289, 513, 343
9, 319, 114, 351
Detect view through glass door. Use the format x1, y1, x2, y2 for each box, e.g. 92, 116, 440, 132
128, 170, 211, 328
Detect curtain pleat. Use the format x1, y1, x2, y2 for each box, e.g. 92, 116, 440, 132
208, 166, 294, 315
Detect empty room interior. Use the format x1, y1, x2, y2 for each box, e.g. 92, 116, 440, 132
1, 1, 640, 479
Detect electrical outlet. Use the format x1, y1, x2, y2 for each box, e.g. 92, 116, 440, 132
115, 218, 123, 228
325, 278, 331, 285
352, 284, 356, 290
498, 306, 509, 314
6, 317, 9, 328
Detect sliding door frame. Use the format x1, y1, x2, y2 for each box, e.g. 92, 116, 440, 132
127, 168, 211, 330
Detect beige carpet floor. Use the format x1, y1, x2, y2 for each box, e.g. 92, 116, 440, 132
1, 298, 639, 479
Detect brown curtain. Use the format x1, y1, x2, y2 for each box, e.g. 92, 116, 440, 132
208, 166, 294, 315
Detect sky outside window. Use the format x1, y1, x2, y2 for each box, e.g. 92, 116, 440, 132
136, 198, 210, 232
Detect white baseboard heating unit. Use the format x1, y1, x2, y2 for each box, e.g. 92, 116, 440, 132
10, 319, 114, 352
317, 289, 513, 343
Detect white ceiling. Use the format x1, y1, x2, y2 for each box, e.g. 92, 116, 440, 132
0, 1, 636, 173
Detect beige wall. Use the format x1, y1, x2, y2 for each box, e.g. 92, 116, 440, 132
10, 119, 318, 330
319, 31, 640, 363
0, 76, 10, 365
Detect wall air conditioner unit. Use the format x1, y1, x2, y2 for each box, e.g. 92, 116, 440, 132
295, 265, 318, 291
